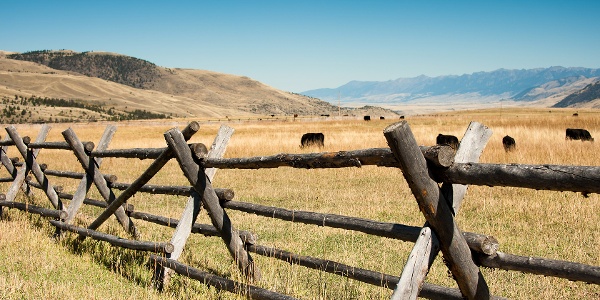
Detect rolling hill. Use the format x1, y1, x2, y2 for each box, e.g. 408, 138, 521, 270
1, 50, 396, 122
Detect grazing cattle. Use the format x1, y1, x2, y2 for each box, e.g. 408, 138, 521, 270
321, 114, 330, 117
300, 133, 325, 148
436, 134, 460, 150
293, 114, 298, 118
566, 128, 594, 141
380, 116, 385, 120
400, 116, 405, 119
364, 115, 371, 121
573, 113, 579, 117
502, 135, 516, 152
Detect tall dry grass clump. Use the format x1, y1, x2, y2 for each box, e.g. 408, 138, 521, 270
0, 108, 599, 299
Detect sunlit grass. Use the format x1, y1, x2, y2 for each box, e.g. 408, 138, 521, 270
0, 108, 599, 299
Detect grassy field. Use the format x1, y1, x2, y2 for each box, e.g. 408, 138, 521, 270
0, 108, 599, 299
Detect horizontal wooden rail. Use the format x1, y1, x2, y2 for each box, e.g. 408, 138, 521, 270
0, 200, 67, 219
150, 255, 296, 300
129, 210, 257, 244
92, 146, 453, 168
110, 182, 235, 200
436, 163, 600, 194
222, 200, 498, 255
57, 192, 134, 212
50, 220, 174, 253
91, 147, 170, 159
246, 244, 507, 300
43, 169, 117, 183
27, 141, 94, 151
200, 147, 453, 169
90, 143, 208, 161
0, 136, 30, 146
476, 251, 600, 285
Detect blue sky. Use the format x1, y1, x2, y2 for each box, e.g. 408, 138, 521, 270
2, 1, 600, 92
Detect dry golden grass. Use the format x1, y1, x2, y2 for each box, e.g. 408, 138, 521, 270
0, 108, 599, 299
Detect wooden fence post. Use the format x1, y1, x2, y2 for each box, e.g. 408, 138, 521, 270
64, 125, 117, 224
392, 121, 493, 299
82, 121, 200, 236
4, 125, 62, 210
62, 127, 139, 238
154, 125, 234, 290
384, 121, 490, 300
164, 127, 261, 281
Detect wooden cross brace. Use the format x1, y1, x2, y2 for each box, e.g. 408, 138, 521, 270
153, 124, 237, 290
161, 126, 261, 284
62, 127, 140, 238
384, 121, 493, 300
63, 125, 117, 225
3, 125, 63, 210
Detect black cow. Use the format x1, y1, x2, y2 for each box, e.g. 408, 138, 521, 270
566, 128, 594, 141
300, 133, 325, 148
380, 116, 385, 120
364, 115, 371, 121
436, 134, 459, 150
502, 135, 516, 152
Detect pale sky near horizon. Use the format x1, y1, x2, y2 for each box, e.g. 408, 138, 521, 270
2, 1, 600, 93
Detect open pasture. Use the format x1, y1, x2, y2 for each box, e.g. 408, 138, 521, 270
0, 108, 599, 299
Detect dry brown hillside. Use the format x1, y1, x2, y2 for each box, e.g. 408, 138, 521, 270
0, 50, 398, 120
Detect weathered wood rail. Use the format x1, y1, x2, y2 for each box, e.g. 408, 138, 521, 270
0, 121, 598, 300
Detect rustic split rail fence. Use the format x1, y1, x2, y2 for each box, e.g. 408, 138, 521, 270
0, 121, 599, 299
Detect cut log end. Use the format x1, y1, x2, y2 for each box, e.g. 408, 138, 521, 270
83, 141, 95, 152
190, 143, 209, 161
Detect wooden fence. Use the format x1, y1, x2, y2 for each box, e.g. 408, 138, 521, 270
0, 121, 599, 300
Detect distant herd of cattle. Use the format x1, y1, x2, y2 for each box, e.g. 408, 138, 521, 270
301, 117, 594, 151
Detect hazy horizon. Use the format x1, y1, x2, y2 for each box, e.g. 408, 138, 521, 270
3, 1, 600, 93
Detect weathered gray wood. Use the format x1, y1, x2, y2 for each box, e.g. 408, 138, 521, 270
246, 244, 507, 300
64, 125, 116, 225
164, 127, 260, 281
447, 122, 494, 212
58, 191, 134, 212
394, 121, 493, 298
129, 210, 258, 244
150, 255, 296, 300
384, 121, 490, 299
50, 220, 174, 253
91, 147, 169, 159
43, 169, 117, 183
84, 121, 200, 234
110, 182, 234, 200
0, 136, 34, 146
476, 251, 600, 285
423, 145, 455, 167
1, 136, 20, 212
91, 143, 207, 160
392, 227, 439, 300
200, 146, 452, 169
437, 163, 600, 195
4, 126, 51, 202
0, 136, 18, 178
28, 140, 94, 151
222, 200, 498, 255
5, 125, 61, 209
0, 200, 67, 219
155, 125, 235, 290
62, 128, 138, 238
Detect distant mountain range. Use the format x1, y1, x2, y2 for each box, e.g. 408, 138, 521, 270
301, 67, 600, 109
